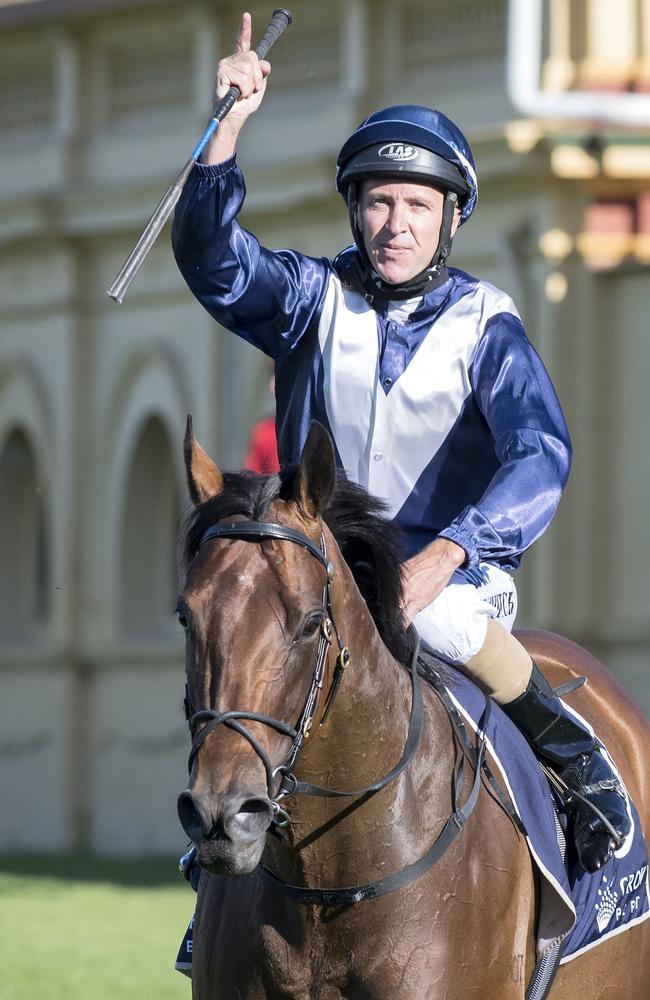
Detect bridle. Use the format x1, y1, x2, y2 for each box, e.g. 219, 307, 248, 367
185, 519, 425, 822
184, 517, 491, 905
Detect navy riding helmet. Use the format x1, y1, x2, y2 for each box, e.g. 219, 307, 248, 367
334, 105, 478, 299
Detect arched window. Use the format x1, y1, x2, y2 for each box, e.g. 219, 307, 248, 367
0, 428, 49, 642
120, 417, 181, 639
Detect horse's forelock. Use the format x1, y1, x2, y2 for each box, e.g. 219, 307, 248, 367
180, 470, 282, 571
179, 468, 413, 665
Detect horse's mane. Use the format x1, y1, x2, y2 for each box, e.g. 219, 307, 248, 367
180, 467, 416, 665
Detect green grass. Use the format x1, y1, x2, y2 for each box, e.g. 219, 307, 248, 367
0, 855, 194, 1000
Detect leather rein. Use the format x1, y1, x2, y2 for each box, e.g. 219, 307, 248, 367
185, 518, 491, 905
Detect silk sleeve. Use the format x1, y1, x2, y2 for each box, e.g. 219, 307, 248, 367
172, 157, 331, 358
438, 312, 572, 568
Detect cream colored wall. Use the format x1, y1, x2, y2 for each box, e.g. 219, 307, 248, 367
89, 663, 187, 854
0, 666, 74, 850
583, 269, 650, 683
0, 0, 648, 855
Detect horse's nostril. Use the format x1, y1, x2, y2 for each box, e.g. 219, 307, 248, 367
177, 790, 210, 842
226, 796, 274, 842
238, 798, 272, 816
178, 790, 273, 846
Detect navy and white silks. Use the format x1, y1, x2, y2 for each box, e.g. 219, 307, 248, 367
172, 156, 572, 663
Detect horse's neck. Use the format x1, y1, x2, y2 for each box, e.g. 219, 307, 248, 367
313, 556, 412, 780
312, 618, 408, 782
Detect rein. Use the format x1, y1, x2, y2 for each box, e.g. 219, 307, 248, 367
259, 674, 491, 906
186, 517, 490, 904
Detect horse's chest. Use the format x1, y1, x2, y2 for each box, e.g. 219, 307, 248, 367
252, 906, 454, 999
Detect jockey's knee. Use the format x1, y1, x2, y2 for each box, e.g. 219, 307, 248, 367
413, 582, 491, 665
412, 567, 529, 702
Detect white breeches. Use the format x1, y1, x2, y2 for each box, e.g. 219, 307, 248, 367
413, 563, 518, 666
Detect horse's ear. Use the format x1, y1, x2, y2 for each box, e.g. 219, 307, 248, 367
293, 421, 335, 518
184, 415, 224, 505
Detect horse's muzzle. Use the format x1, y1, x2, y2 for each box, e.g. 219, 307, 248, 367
177, 788, 274, 874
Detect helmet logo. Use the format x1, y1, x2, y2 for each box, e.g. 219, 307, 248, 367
377, 143, 419, 162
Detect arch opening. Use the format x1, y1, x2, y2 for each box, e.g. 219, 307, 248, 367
120, 417, 181, 639
0, 428, 49, 642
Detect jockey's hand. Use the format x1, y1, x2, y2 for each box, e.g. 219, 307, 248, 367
202, 12, 271, 165
401, 538, 466, 625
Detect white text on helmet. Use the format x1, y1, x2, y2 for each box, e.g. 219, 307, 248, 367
377, 144, 419, 162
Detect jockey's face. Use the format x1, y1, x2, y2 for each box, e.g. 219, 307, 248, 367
359, 178, 460, 286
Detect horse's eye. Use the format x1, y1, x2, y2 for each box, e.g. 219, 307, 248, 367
175, 605, 190, 631
299, 614, 322, 640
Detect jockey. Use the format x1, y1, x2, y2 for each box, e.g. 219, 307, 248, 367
172, 13, 630, 875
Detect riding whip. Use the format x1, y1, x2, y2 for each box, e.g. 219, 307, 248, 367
106, 8, 293, 305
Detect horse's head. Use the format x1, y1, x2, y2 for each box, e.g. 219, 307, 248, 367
176, 418, 342, 875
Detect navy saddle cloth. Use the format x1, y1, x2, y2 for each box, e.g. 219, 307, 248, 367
437, 663, 649, 963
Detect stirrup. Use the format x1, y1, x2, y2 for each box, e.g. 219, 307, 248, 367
554, 750, 630, 871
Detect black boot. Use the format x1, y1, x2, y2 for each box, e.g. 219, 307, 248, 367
179, 843, 201, 891
502, 663, 631, 872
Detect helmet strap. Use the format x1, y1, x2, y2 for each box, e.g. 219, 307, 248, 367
344, 186, 458, 302
434, 190, 458, 268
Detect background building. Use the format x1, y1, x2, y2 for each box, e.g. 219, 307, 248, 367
1, 0, 649, 854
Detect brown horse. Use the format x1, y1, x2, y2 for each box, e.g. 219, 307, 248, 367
176, 419, 650, 999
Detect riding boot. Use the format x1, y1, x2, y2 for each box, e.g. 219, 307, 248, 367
174, 846, 200, 977
502, 662, 631, 872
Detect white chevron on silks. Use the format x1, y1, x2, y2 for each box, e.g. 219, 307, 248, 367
318, 273, 520, 518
